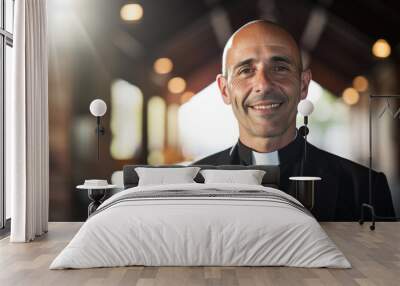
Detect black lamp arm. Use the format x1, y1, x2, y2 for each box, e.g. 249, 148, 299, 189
96, 116, 105, 135
95, 116, 105, 160
298, 116, 309, 176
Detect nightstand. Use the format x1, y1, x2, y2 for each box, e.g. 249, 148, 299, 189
76, 184, 117, 217
289, 176, 321, 210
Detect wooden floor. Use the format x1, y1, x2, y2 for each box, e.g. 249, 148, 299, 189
0, 222, 399, 286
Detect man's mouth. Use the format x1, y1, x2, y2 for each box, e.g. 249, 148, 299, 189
248, 102, 284, 113
251, 103, 282, 110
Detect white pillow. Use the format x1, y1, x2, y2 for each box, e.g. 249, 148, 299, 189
200, 169, 266, 185
135, 167, 201, 186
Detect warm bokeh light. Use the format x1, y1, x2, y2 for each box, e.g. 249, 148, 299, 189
180, 91, 195, 104
342, 87, 360, 105
154, 58, 173, 74
372, 39, 391, 58
168, 77, 186, 94
120, 4, 143, 21
352, 76, 369, 92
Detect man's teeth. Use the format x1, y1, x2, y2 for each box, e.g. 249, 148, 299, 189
252, 103, 281, 110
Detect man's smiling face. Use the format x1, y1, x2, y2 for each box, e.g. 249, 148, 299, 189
218, 21, 311, 139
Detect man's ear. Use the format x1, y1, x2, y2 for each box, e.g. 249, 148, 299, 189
216, 74, 231, 105
300, 69, 312, 100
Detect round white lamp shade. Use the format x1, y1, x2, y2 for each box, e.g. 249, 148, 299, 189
90, 99, 107, 117
297, 99, 314, 116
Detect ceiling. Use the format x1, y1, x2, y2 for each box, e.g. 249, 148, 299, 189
49, 0, 400, 98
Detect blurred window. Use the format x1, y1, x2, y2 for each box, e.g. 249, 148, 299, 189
110, 79, 143, 160
147, 96, 166, 164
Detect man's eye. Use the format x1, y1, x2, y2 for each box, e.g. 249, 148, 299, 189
238, 67, 253, 75
272, 65, 289, 72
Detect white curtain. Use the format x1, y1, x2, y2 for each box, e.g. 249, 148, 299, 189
7, 0, 49, 242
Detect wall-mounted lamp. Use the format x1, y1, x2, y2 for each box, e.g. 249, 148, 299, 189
290, 99, 320, 211
89, 99, 107, 160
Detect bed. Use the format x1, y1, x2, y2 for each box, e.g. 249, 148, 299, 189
50, 165, 350, 269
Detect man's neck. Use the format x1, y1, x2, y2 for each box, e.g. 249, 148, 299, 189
239, 127, 297, 153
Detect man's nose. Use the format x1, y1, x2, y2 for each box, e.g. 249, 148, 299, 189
253, 69, 272, 93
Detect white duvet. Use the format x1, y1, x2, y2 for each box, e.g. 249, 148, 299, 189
50, 183, 351, 269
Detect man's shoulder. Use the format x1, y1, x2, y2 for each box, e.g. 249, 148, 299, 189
308, 143, 372, 175
192, 147, 233, 165
308, 141, 394, 219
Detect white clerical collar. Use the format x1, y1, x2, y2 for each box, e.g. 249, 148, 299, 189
251, 150, 280, 165
250, 130, 298, 166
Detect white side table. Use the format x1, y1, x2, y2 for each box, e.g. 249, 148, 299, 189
289, 177, 321, 210
76, 184, 117, 217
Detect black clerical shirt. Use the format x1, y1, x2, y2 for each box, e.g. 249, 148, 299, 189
194, 135, 395, 221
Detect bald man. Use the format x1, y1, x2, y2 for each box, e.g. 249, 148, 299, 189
194, 20, 395, 221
